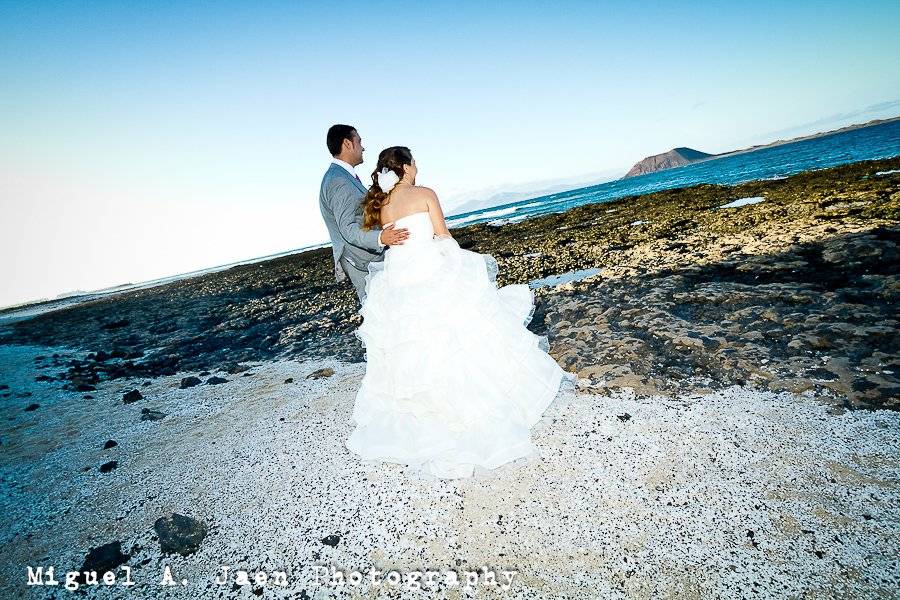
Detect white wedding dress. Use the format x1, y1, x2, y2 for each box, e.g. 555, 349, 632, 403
345, 210, 574, 479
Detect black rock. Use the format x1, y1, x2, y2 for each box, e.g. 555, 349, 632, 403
806, 368, 839, 381
103, 439, 118, 449
24, 403, 39, 411
206, 376, 228, 385
140, 408, 167, 421
122, 389, 143, 404
101, 319, 130, 330
284, 378, 294, 384
99, 460, 118, 473
73, 541, 130, 586
180, 376, 202, 389
153, 513, 208, 556
617, 413, 632, 422
83, 394, 94, 399
321, 534, 341, 547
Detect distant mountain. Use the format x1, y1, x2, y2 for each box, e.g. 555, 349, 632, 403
623, 147, 713, 178
622, 115, 900, 179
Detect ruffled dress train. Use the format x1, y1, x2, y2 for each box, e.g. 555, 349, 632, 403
345, 211, 573, 479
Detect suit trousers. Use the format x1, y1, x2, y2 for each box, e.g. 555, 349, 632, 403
339, 254, 369, 305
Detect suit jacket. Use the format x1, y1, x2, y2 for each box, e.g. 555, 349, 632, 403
319, 163, 385, 282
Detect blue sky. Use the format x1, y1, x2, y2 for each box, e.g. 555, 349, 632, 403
1, 1, 898, 308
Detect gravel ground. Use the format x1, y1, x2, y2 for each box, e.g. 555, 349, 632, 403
1, 343, 898, 599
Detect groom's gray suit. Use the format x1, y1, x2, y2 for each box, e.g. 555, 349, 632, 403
319, 162, 385, 304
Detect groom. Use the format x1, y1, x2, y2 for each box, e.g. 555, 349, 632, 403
319, 124, 408, 304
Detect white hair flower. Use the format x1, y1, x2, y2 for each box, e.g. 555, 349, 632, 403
378, 168, 400, 192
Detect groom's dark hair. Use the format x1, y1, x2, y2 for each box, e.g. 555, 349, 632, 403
327, 124, 357, 156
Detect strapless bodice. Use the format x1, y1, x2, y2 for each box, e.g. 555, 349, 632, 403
386, 211, 434, 244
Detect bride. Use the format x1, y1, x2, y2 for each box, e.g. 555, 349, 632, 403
344, 146, 574, 479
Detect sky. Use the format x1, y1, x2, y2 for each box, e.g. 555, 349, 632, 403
1, 0, 899, 309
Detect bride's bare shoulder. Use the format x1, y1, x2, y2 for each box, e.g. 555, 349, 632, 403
413, 185, 439, 200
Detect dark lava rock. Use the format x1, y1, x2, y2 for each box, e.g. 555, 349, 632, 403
322, 534, 341, 547
140, 408, 167, 421
24, 403, 39, 411
545, 219, 900, 409
206, 376, 228, 385
122, 389, 143, 404
617, 413, 632, 422
153, 513, 208, 556
807, 368, 839, 381
103, 439, 118, 449
72, 541, 130, 585
99, 460, 118, 473
284, 378, 294, 384
180, 376, 202, 389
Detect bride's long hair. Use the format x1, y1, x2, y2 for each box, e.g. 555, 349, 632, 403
361, 146, 413, 231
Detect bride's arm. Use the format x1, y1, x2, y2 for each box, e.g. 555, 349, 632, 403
421, 187, 453, 239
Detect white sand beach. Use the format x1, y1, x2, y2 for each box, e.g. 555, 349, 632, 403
1, 342, 898, 598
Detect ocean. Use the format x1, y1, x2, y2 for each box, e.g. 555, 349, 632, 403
446, 119, 900, 228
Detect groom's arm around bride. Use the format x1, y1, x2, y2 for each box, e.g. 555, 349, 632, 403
329, 175, 403, 252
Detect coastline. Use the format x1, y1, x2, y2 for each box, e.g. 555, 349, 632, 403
1, 157, 897, 408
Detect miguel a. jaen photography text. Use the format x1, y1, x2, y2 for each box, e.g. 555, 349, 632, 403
25, 563, 520, 592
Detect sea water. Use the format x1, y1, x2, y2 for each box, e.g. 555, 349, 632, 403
447, 119, 900, 228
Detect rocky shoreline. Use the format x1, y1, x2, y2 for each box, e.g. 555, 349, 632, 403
1, 157, 898, 409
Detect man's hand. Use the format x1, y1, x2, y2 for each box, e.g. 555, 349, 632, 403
379, 223, 410, 246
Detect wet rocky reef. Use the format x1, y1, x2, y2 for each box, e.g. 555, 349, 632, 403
1, 157, 898, 409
